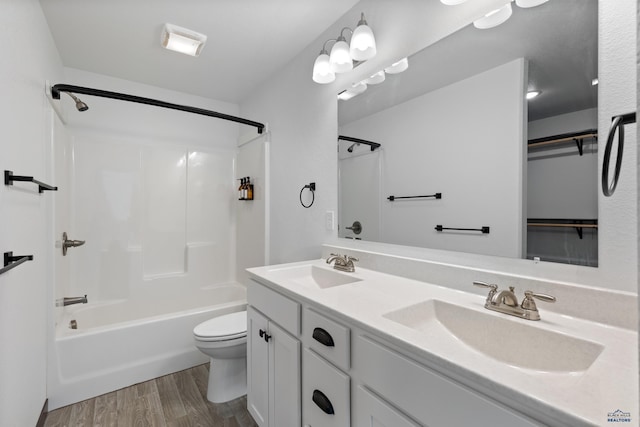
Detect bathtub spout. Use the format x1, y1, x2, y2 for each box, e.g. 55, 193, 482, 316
56, 295, 88, 307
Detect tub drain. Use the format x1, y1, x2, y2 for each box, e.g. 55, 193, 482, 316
69, 319, 77, 329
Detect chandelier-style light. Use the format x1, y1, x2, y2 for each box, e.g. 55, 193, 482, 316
312, 12, 377, 84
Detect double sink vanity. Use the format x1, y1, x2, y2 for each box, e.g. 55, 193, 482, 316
246, 250, 637, 426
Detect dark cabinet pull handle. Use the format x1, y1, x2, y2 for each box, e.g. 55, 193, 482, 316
312, 327, 335, 347
312, 389, 335, 415
259, 329, 271, 342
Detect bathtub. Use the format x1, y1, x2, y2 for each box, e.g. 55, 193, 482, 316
48, 284, 247, 410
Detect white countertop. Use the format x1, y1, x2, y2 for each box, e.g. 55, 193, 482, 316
248, 259, 638, 427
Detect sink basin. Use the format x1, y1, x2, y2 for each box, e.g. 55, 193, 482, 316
383, 300, 603, 373
267, 265, 362, 289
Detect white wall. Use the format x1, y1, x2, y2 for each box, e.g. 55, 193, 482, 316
340, 59, 526, 258
240, 0, 509, 264
0, 1, 63, 425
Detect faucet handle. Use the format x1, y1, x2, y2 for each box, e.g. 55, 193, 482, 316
524, 291, 556, 302
473, 281, 497, 291
346, 256, 359, 263
521, 290, 556, 310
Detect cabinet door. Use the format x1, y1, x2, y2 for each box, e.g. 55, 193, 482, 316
269, 321, 301, 427
354, 385, 419, 427
247, 307, 269, 427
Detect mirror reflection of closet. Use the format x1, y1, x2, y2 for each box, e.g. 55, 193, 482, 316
337, 0, 598, 266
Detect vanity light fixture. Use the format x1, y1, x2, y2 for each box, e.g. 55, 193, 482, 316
384, 57, 409, 74
365, 70, 386, 85
312, 41, 336, 84
515, 0, 549, 7
473, 0, 550, 29
161, 23, 207, 57
440, 0, 468, 5
312, 12, 377, 84
526, 90, 541, 100
338, 81, 368, 101
473, 3, 513, 29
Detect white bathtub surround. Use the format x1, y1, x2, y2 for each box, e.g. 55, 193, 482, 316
248, 259, 637, 426
49, 284, 246, 409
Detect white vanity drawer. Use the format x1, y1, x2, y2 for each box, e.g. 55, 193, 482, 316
354, 335, 541, 427
248, 279, 300, 336
302, 349, 350, 427
303, 307, 350, 371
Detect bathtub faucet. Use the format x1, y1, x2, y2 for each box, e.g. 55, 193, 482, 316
56, 295, 88, 307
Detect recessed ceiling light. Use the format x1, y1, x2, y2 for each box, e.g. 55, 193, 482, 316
591, 78, 599, 86
526, 90, 541, 100
161, 23, 207, 57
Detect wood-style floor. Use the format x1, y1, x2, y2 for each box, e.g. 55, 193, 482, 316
44, 364, 258, 427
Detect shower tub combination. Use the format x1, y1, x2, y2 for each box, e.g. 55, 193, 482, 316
49, 284, 246, 409
47, 79, 267, 410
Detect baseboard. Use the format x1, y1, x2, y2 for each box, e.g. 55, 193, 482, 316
36, 399, 48, 427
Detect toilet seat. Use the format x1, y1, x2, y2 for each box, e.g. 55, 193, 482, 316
194, 310, 247, 342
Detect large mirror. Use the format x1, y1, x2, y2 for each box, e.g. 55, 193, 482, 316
338, 0, 598, 267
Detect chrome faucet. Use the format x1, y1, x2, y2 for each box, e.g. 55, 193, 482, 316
473, 281, 555, 321
56, 295, 88, 307
326, 253, 359, 272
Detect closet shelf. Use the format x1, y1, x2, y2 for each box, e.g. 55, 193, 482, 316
527, 218, 598, 239
528, 129, 597, 156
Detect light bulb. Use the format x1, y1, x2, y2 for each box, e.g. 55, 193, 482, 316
330, 38, 353, 73
440, 0, 468, 5
350, 14, 377, 61
312, 53, 335, 84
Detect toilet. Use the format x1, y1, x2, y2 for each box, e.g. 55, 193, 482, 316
193, 310, 247, 403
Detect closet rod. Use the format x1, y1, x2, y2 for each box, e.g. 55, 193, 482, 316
528, 129, 597, 147
338, 135, 381, 151
51, 84, 266, 134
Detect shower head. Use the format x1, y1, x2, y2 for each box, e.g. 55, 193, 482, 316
64, 92, 89, 112
347, 142, 360, 153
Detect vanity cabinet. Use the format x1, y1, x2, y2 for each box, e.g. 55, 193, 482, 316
353, 335, 541, 427
247, 281, 301, 427
248, 277, 543, 427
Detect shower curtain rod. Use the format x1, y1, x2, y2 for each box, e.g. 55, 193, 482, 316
338, 135, 381, 151
51, 84, 265, 134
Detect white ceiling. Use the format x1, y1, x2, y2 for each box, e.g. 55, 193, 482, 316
339, 0, 598, 125
40, 0, 359, 104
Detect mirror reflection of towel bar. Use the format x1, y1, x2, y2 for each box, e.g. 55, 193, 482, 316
435, 225, 490, 234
